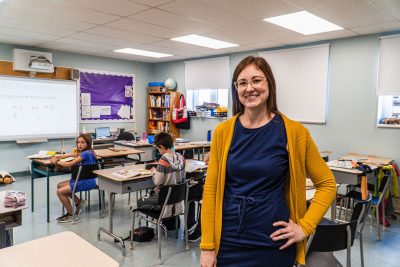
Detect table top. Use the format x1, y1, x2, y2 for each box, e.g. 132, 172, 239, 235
0, 231, 119, 267
93, 164, 153, 182
114, 140, 152, 147
0, 191, 28, 214
339, 153, 394, 166
94, 148, 144, 158
174, 142, 211, 150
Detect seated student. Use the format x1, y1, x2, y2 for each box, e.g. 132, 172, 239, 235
138, 132, 185, 217
50, 134, 97, 223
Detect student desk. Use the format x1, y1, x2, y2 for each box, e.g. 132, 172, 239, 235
114, 140, 153, 161
0, 231, 119, 267
94, 164, 154, 256
174, 141, 211, 160
0, 191, 28, 246
30, 148, 144, 223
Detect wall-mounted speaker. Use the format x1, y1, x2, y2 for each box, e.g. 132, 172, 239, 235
71, 69, 80, 80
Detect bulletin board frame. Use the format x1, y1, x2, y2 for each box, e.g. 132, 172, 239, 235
78, 69, 135, 123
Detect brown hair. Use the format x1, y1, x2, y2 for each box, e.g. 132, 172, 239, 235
76, 133, 93, 153
154, 131, 173, 149
231, 56, 279, 116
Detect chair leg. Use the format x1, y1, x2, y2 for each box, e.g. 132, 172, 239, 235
128, 192, 131, 204
157, 220, 163, 265
87, 190, 91, 211
360, 233, 365, 267
184, 203, 189, 251
130, 211, 136, 249
376, 205, 381, 240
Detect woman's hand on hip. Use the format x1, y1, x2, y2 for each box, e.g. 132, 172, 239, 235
270, 219, 306, 250
200, 250, 216, 267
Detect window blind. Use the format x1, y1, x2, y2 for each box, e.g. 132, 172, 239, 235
185, 57, 230, 90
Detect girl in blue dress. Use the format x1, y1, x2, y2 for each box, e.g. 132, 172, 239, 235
51, 134, 97, 223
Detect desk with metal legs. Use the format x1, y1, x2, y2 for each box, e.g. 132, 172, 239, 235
30, 148, 144, 223
94, 165, 154, 256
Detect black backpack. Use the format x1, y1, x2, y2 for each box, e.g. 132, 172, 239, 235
132, 227, 154, 242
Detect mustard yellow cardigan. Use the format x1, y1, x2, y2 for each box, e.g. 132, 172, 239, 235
200, 114, 337, 265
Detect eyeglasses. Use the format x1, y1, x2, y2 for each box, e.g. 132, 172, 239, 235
234, 76, 266, 90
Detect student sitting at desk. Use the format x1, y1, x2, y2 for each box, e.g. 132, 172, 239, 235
50, 134, 97, 223
138, 132, 185, 217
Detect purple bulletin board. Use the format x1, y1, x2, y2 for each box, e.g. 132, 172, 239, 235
79, 70, 135, 122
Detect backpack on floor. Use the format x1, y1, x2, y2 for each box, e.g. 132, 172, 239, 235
132, 227, 154, 242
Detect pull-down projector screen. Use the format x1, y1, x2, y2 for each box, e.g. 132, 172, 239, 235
0, 76, 78, 141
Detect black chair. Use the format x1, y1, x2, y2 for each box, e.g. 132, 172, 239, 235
306, 219, 358, 267
117, 132, 135, 141
336, 193, 372, 267
70, 163, 103, 220
130, 182, 189, 265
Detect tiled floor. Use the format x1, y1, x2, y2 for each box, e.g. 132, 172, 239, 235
4, 174, 400, 266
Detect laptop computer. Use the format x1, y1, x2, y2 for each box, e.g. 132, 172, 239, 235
95, 127, 111, 138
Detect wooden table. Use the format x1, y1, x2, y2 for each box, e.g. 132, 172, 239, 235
339, 153, 393, 166
94, 164, 154, 256
114, 140, 153, 161
30, 148, 144, 223
0, 231, 119, 267
0, 191, 28, 246
175, 141, 211, 160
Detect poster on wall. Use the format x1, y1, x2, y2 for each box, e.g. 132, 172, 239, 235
79, 70, 135, 123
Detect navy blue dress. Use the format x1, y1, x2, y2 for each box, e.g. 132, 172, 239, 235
217, 114, 296, 267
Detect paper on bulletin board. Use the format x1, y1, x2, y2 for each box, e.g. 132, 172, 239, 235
125, 86, 133, 98
81, 106, 91, 118
91, 106, 102, 118
81, 93, 91, 106
117, 105, 131, 119
100, 106, 111, 115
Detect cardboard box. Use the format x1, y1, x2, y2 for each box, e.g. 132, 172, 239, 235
149, 86, 166, 93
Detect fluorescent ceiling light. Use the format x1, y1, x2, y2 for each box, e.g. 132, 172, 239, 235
264, 11, 343, 35
114, 48, 172, 58
171, 34, 239, 49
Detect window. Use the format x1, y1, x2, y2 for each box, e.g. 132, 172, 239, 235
376, 35, 400, 127
186, 89, 228, 111
377, 95, 400, 125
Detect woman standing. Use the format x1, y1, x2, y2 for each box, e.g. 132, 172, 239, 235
200, 56, 336, 267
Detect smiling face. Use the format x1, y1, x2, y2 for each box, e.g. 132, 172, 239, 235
236, 64, 269, 112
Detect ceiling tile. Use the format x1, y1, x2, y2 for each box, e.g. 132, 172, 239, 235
285, 0, 349, 10
128, 9, 216, 34
106, 18, 181, 39
210, 0, 301, 19
158, 0, 254, 27
3, 0, 120, 25
68, 32, 137, 47
305, 0, 394, 28
311, 29, 358, 41
0, 17, 75, 36
368, 0, 400, 20
56, 0, 150, 16
0, 26, 60, 42
351, 20, 400, 34
0, 34, 45, 47
129, 0, 176, 7
273, 35, 318, 45
0, 5, 96, 31
86, 26, 163, 44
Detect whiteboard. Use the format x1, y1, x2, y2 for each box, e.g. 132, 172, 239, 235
259, 45, 329, 123
0, 76, 78, 141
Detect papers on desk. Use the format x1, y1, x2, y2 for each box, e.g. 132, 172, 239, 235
112, 169, 153, 179
27, 150, 58, 159
59, 157, 75, 162
327, 160, 354, 169
175, 138, 190, 143
190, 141, 211, 145
186, 159, 207, 173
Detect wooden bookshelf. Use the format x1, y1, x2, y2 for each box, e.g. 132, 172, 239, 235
148, 90, 180, 138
